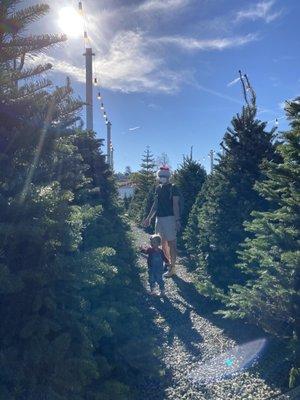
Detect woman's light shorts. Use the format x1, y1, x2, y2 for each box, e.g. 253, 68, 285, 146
155, 216, 177, 241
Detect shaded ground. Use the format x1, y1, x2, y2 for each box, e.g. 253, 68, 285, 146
132, 225, 297, 400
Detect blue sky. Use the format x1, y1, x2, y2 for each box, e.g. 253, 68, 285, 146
27, 0, 300, 172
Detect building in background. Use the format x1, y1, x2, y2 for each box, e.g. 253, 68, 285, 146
118, 184, 135, 199
117, 180, 135, 199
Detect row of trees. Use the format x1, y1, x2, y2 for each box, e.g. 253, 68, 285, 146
183, 78, 299, 386
0, 2, 159, 399
127, 74, 299, 387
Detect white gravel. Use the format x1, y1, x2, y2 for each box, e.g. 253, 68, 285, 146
132, 225, 294, 400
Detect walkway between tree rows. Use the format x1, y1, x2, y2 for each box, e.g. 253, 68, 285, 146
132, 225, 300, 400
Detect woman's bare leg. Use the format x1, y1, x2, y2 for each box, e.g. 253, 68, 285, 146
162, 239, 170, 261
164, 240, 177, 277
168, 240, 177, 269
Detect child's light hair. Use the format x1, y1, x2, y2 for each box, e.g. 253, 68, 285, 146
150, 234, 161, 246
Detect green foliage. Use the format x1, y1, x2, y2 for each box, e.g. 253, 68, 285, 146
129, 147, 156, 223
184, 86, 276, 292
123, 194, 132, 211
219, 97, 300, 386
173, 155, 206, 243
183, 177, 210, 261
289, 367, 300, 389
0, 2, 160, 399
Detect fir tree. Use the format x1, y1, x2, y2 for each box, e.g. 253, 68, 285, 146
129, 146, 156, 223
0, 2, 161, 398
185, 75, 276, 295
219, 97, 300, 387
183, 176, 211, 263
141, 146, 157, 178
173, 155, 206, 243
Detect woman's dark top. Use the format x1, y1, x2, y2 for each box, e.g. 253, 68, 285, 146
155, 183, 179, 217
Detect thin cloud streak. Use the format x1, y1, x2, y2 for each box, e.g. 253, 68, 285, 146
138, 0, 189, 12
236, 1, 282, 23
156, 33, 258, 51
129, 126, 141, 131
227, 77, 241, 87
195, 83, 243, 105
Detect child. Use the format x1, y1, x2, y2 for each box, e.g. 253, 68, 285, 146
140, 234, 170, 297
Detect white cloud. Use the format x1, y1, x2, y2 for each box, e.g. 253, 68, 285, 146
236, 1, 282, 23
26, 1, 261, 95
26, 53, 84, 79
138, 0, 189, 12
129, 126, 140, 131
29, 31, 186, 94
93, 31, 185, 93
28, 30, 257, 94
155, 33, 258, 51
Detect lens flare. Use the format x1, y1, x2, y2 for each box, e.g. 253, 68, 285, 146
188, 338, 267, 386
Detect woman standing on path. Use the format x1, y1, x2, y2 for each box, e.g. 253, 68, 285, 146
143, 166, 181, 277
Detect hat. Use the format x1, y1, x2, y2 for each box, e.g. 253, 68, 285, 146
157, 165, 171, 179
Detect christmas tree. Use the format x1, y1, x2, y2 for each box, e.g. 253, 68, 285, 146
0, 2, 161, 398
219, 97, 300, 387
129, 146, 156, 223
184, 74, 276, 295
173, 155, 206, 243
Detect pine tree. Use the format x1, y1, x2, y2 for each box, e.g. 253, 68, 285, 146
70, 132, 162, 398
0, 2, 161, 398
141, 146, 157, 179
183, 175, 211, 262
0, 4, 95, 391
0, 100, 97, 399
173, 155, 206, 242
129, 146, 156, 223
219, 97, 300, 387
0, 1, 66, 88
185, 75, 276, 296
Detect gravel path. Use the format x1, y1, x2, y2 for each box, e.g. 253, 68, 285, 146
132, 225, 297, 400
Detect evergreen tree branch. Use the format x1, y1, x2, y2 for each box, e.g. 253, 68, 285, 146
10, 79, 52, 99
7, 4, 50, 32
10, 62, 52, 81
0, 34, 67, 63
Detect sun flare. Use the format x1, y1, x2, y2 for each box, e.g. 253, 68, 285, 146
58, 6, 83, 38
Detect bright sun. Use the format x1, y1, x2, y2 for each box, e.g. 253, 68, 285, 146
58, 6, 83, 38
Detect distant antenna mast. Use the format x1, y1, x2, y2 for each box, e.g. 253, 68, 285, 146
239, 70, 249, 106
238, 70, 256, 107
244, 73, 256, 106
